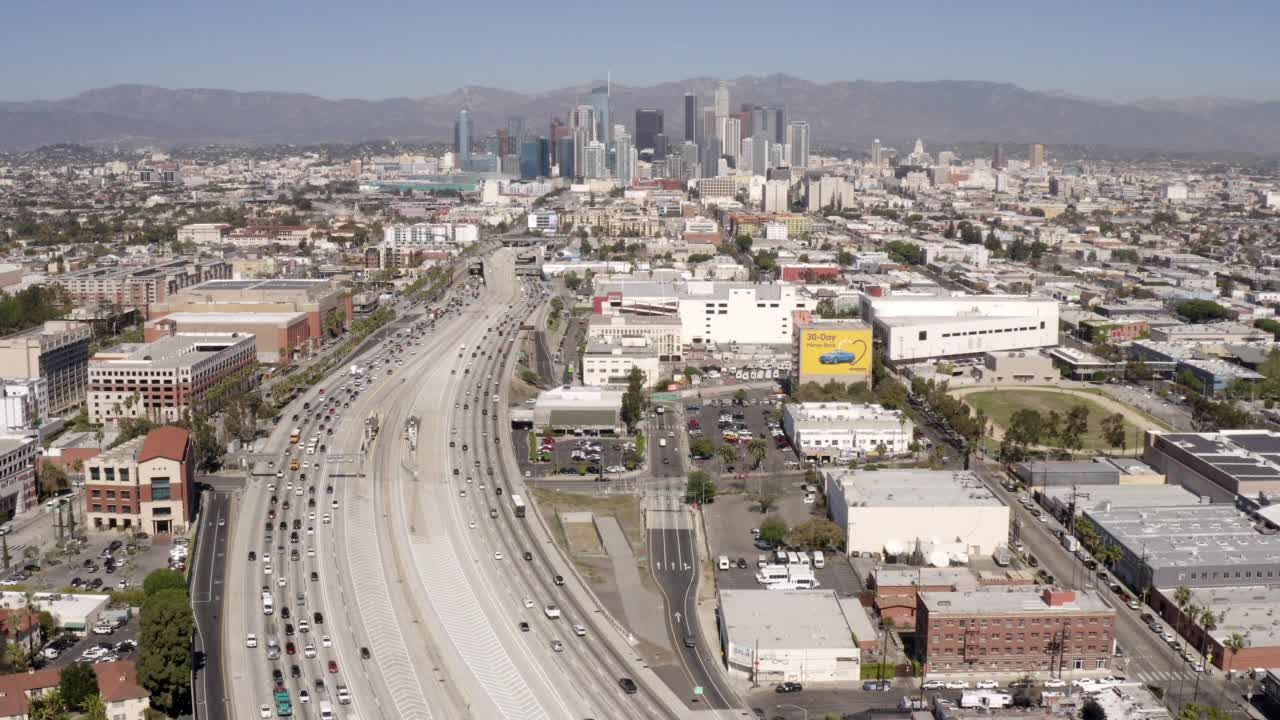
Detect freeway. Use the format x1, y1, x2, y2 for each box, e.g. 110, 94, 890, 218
192, 489, 231, 720
972, 461, 1247, 717
222, 246, 686, 719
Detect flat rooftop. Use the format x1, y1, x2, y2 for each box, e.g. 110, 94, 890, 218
1178, 585, 1280, 648
535, 385, 623, 408
90, 333, 252, 370
1044, 484, 1198, 513
1085, 504, 1280, 569
876, 566, 981, 589
720, 589, 865, 649
1154, 431, 1280, 485
826, 470, 1003, 508
153, 311, 306, 327
920, 588, 1112, 615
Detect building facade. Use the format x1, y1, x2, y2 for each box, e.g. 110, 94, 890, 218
54, 258, 232, 311
0, 321, 92, 416
87, 334, 257, 425
919, 589, 1117, 676
782, 402, 914, 461
0, 377, 48, 435
0, 438, 38, 522
862, 295, 1059, 364
84, 426, 195, 534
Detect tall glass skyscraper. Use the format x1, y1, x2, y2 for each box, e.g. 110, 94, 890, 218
786, 121, 810, 169
556, 137, 575, 179
589, 86, 611, 147
635, 109, 664, 154
684, 93, 696, 143
519, 138, 550, 180
453, 109, 473, 171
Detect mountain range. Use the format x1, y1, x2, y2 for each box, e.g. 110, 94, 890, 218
2, 74, 1279, 155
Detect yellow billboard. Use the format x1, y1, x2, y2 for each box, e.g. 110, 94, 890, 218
799, 328, 873, 375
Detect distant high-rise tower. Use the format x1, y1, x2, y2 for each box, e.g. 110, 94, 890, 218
615, 128, 634, 186
589, 86, 611, 147
751, 132, 770, 176
701, 108, 716, 147
453, 109, 473, 171
736, 110, 753, 139
508, 116, 526, 145
721, 117, 741, 168
871, 138, 882, 166
653, 134, 668, 160
993, 144, 1006, 170
549, 117, 569, 165
700, 136, 722, 178
635, 109, 664, 153
583, 140, 607, 179
556, 137, 575, 179
571, 105, 595, 180
683, 93, 697, 143
774, 108, 786, 144
1029, 143, 1045, 169
786, 121, 810, 169
519, 138, 550, 180
741, 137, 755, 175
714, 82, 730, 123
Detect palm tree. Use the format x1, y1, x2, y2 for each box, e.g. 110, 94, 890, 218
1199, 608, 1218, 661
1223, 632, 1247, 675
746, 439, 767, 469
717, 444, 738, 470
1174, 586, 1193, 658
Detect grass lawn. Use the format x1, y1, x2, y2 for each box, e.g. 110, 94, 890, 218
962, 389, 1147, 451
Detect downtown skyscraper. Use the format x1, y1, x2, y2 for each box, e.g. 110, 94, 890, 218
453, 109, 473, 171
786, 121, 810, 169
589, 86, 611, 147
635, 109, 664, 155
684, 93, 696, 142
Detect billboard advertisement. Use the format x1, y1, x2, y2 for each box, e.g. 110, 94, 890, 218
799, 328, 873, 375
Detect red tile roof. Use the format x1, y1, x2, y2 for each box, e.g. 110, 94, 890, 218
93, 660, 148, 703
0, 667, 60, 717
138, 426, 191, 463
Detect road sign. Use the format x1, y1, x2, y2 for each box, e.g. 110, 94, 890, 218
694, 687, 704, 696
653, 392, 679, 401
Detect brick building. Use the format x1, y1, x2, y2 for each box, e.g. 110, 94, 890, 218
0, 438, 37, 522
874, 567, 1037, 628
918, 588, 1116, 676
83, 425, 195, 534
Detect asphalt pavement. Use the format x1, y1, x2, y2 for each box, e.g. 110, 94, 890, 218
192, 490, 230, 720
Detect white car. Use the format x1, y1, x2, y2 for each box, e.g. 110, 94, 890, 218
524, 599, 534, 609
975, 680, 998, 689
944, 680, 969, 689
322, 513, 331, 524
304, 644, 317, 658
494, 551, 503, 560
298, 690, 310, 704
468, 521, 476, 530
307, 548, 316, 558
245, 634, 258, 648
92, 624, 114, 635
322, 636, 333, 648
260, 705, 272, 718
922, 680, 947, 689
277, 577, 287, 587
1043, 678, 1067, 688
263, 565, 272, 576
572, 624, 586, 637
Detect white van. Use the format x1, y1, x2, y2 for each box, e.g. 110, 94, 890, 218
718, 555, 730, 571
756, 565, 789, 584
813, 551, 826, 569
757, 554, 769, 568
787, 551, 801, 566
797, 551, 811, 567
774, 550, 788, 565
319, 700, 335, 719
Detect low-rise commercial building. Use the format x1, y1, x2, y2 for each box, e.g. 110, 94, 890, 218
861, 295, 1058, 364
87, 333, 257, 425
585, 314, 683, 361
83, 425, 195, 534
718, 589, 863, 683
874, 566, 1037, 628
0, 321, 92, 415
1143, 430, 1280, 503
580, 338, 660, 388
532, 386, 622, 432
782, 402, 914, 462
1151, 585, 1280, 672
918, 588, 1117, 675
0, 377, 48, 435
1084, 504, 1280, 593
980, 350, 1058, 384
0, 438, 38, 521
145, 311, 310, 364
823, 470, 1008, 557
1041, 483, 1195, 520
176, 223, 232, 245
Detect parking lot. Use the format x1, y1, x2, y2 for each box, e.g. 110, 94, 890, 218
20, 531, 175, 594
513, 428, 641, 477
686, 391, 793, 472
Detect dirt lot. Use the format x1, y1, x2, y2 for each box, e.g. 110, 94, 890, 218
531, 489, 645, 553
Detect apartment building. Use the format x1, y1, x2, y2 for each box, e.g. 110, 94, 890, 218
53, 257, 232, 312
918, 589, 1117, 676
0, 378, 48, 435
175, 223, 231, 245
83, 425, 194, 534
87, 333, 257, 425
0, 438, 38, 522
0, 321, 92, 415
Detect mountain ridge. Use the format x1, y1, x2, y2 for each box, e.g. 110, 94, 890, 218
1, 75, 1278, 155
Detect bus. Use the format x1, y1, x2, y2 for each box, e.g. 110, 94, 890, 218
511, 495, 526, 518
289, 428, 301, 444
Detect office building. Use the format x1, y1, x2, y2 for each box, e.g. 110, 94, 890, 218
751, 133, 770, 176
1084, 504, 1280, 593
532, 386, 622, 431
782, 402, 914, 462
507, 116, 526, 146
719, 589, 864, 684
454, 109, 473, 171
786, 121, 810, 169
144, 312, 309, 365
1143, 430, 1280, 502
700, 136, 721, 178
581, 337, 660, 388
861, 295, 1059, 364
582, 141, 606, 179
871, 138, 882, 166
0, 378, 48, 436
773, 108, 785, 144
87, 333, 257, 425
823, 469, 1008, 557
0, 438, 37, 520
614, 129, 635, 186
54, 258, 232, 312
993, 144, 1006, 169
1030, 143, 1045, 169
0, 321, 91, 416
585, 315, 682, 361
740, 137, 755, 175
176, 223, 231, 245
683, 93, 696, 142
635, 109, 663, 153
556, 137, 575, 179
762, 179, 788, 213
589, 85, 610, 146
1151, 585, 1280, 672
918, 588, 1117, 675
714, 82, 729, 123
84, 425, 195, 534
519, 137, 550, 180
148, 278, 352, 357
721, 117, 741, 167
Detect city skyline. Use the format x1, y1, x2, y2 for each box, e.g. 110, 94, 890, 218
3, 0, 1279, 102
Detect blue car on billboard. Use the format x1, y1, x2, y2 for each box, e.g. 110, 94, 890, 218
819, 349, 858, 364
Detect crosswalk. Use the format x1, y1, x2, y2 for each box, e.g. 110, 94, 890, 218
411, 535, 550, 720
344, 494, 435, 720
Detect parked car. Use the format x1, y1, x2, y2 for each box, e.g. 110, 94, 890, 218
775, 682, 803, 693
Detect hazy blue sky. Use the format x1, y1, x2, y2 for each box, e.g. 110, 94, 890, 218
4, 0, 1276, 102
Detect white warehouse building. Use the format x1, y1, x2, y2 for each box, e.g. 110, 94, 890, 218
823, 469, 1009, 558
861, 295, 1059, 363
719, 589, 864, 684
782, 402, 914, 462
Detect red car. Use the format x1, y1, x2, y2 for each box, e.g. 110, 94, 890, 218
327, 659, 338, 674
286, 642, 296, 655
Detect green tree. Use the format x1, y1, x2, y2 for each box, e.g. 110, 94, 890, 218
83, 694, 108, 720
1081, 698, 1107, 720
716, 443, 738, 469
688, 437, 714, 460
1176, 299, 1230, 323
789, 518, 846, 550
59, 661, 99, 711
1222, 633, 1247, 674
38, 461, 69, 498
1100, 413, 1127, 455
734, 235, 753, 255
1177, 703, 1230, 720
1060, 404, 1090, 459
620, 367, 645, 431
137, 588, 193, 716
759, 516, 788, 545
563, 271, 582, 292
143, 568, 187, 596
685, 470, 716, 504
27, 688, 63, 720
746, 438, 768, 469
192, 416, 223, 473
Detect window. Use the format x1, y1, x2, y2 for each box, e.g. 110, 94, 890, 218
152, 478, 172, 500
918, 331, 927, 341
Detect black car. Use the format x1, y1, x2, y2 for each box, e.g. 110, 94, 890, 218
523, 552, 533, 561
290, 664, 302, 678
775, 682, 803, 694
360, 647, 371, 660
313, 612, 323, 624
736, 558, 748, 569
519, 621, 530, 632
272, 668, 283, 682
618, 678, 637, 694
281, 607, 290, 620
248, 551, 256, 561
1008, 678, 1035, 689
285, 623, 295, 636
310, 572, 319, 582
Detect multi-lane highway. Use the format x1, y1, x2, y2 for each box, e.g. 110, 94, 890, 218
220, 247, 688, 719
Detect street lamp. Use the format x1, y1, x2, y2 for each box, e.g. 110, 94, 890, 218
776, 704, 808, 720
